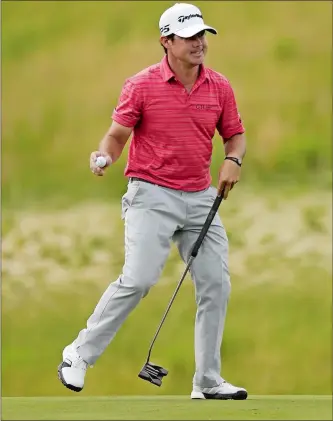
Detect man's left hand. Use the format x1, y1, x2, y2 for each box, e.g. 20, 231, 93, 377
217, 159, 241, 199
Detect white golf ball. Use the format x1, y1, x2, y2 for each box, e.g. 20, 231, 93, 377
96, 156, 107, 168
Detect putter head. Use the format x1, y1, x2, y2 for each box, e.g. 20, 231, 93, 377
138, 362, 168, 387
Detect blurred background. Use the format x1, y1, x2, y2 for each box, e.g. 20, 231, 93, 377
2, 1, 332, 397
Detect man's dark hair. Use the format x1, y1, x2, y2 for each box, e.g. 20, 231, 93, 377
161, 34, 175, 54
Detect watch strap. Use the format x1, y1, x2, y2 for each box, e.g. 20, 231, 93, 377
224, 156, 242, 167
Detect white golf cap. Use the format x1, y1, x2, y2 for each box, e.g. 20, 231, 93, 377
159, 3, 217, 38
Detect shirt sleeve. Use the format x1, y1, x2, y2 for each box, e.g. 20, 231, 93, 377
112, 79, 142, 128
217, 80, 245, 142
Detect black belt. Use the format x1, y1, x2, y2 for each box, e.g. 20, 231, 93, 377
129, 177, 206, 192
129, 177, 156, 186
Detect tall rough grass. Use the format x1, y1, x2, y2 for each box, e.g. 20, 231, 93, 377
2, 191, 331, 396
2, 1, 332, 208
2, 1, 331, 396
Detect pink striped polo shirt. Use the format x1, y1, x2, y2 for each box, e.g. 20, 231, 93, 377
112, 55, 245, 191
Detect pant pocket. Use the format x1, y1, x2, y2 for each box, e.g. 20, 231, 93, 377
121, 182, 141, 219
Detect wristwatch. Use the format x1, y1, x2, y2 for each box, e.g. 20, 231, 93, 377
224, 156, 242, 167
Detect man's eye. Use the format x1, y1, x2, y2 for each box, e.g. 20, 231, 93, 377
189, 30, 205, 41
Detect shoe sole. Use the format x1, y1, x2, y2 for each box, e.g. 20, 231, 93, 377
191, 390, 248, 400
57, 362, 83, 393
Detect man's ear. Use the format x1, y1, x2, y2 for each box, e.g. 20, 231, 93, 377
160, 36, 169, 49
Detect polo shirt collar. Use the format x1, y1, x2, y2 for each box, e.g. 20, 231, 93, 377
160, 55, 208, 83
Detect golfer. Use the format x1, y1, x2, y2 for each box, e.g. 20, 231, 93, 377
58, 2, 247, 400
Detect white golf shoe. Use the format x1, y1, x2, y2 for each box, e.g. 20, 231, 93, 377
57, 344, 89, 392
191, 380, 248, 400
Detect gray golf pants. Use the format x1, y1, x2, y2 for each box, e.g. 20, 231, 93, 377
73, 180, 231, 388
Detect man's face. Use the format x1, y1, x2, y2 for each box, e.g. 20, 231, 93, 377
162, 30, 208, 66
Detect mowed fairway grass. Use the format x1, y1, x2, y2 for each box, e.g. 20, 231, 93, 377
2, 396, 331, 420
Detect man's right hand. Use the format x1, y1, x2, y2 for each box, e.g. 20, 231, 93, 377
90, 151, 112, 176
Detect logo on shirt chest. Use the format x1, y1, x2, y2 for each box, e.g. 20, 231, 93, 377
194, 104, 219, 111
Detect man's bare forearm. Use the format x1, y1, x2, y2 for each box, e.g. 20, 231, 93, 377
224, 133, 246, 160
98, 122, 132, 164
99, 134, 126, 164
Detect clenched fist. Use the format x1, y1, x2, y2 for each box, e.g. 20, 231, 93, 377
90, 151, 112, 176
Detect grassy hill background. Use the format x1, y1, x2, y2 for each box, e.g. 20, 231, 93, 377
2, 1, 332, 397
3, 0, 331, 207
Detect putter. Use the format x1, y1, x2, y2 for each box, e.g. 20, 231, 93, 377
138, 188, 225, 387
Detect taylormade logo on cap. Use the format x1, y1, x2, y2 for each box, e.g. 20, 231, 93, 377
177, 13, 203, 23
159, 3, 217, 38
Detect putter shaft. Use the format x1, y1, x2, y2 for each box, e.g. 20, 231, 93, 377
146, 256, 194, 363
144, 191, 224, 365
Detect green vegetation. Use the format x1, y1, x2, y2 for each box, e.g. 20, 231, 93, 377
2, 193, 331, 396
2, 0, 332, 404
2, 396, 332, 420
2, 1, 331, 209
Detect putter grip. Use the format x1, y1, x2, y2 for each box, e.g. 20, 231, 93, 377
191, 193, 223, 257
